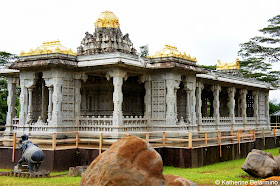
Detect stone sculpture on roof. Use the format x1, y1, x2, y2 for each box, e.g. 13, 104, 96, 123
77, 11, 137, 55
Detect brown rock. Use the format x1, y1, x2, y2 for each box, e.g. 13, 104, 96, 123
164, 175, 197, 186
80, 136, 165, 186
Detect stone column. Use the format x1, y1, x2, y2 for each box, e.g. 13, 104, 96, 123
196, 82, 204, 130
51, 82, 63, 127
19, 85, 27, 126
265, 91, 270, 128
189, 82, 196, 129
252, 90, 259, 128
240, 89, 248, 127
107, 68, 127, 127
75, 79, 82, 127
211, 84, 221, 129
113, 76, 123, 126
5, 77, 17, 132
47, 86, 53, 123
26, 88, 33, 124
227, 87, 236, 128
185, 89, 191, 123
143, 76, 152, 124
166, 78, 180, 126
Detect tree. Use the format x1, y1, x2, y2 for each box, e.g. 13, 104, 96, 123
238, 15, 280, 87
0, 51, 18, 130
139, 45, 149, 57
200, 65, 217, 71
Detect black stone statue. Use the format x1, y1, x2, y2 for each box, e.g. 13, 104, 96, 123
17, 134, 44, 172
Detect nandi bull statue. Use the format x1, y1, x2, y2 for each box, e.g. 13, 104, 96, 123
17, 134, 44, 173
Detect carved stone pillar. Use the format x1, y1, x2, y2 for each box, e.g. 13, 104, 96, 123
166, 78, 180, 126
196, 82, 204, 130
240, 89, 248, 126
227, 87, 236, 128
265, 91, 270, 128
252, 90, 259, 127
75, 79, 82, 127
5, 77, 17, 132
211, 84, 221, 129
107, 68, 127, 127
47, 86, 53, 123
19, 85, 27, 126
142, 75, 151, 124
185, 89, 191, 123
113, 76, 123, 126
26, 88, 33, 124
51, 82, 63, 126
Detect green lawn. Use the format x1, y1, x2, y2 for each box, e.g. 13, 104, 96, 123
0, 148, 278, 185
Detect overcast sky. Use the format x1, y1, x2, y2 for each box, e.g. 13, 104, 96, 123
0, 0, 279, 101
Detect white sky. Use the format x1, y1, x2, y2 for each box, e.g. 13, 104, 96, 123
0, 0, 279, 101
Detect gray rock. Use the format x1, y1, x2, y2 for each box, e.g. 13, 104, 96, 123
241, 149, 280, 178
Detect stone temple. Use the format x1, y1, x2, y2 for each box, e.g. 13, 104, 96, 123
0, 10, 274, 139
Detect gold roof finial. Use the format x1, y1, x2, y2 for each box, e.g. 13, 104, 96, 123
19, 40, 77, 57
147, 44, 197, 62
95, 10, 120, 29
216, 58, 240, 70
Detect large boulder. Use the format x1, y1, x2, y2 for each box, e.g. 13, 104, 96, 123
80, 136, 165, 186
241, 149, 280, 178
164, 175, 197, 186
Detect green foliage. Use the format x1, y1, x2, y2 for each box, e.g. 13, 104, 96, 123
139, 45, 149, 57
238, 15, 280, 87
269, 100, 280, 115
0, 78, 8, 128
163, 148, 279, 185
0, 51, 17, 65
0, 52, 19, 129
200, 64, 217, 70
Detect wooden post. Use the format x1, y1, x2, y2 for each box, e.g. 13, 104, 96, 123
240, 130, 243, 142
218, 131, 222, 157
253, 129, 256, 141
99, 133, 103, 155
205, 132, 208, 147
52, 133, 56, 150
188, 132, 192, 149
274, 127, 276, 144
249, 130, 252, 140
146, 132, 149, 142
262, 128, 265, 146
12, 132, 16, 162
162, 132, 166, 146
76, 132, 79, 148
237, 130, 240, 154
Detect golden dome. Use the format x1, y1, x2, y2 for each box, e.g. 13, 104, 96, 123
148, 45, 197, 62
94, 10, 120, 29
216, 58, 240, 70
19, 40, 77, 57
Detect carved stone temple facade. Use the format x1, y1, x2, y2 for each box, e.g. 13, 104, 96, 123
1, 11, 274, 137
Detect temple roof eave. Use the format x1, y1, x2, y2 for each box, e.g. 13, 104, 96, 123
197, 72, 275, 90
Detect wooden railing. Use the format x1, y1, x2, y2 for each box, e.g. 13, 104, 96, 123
2, 126, 280, 163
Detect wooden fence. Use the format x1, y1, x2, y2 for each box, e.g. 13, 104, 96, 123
2, 127, 280, 163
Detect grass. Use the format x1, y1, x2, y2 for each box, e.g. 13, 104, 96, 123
0, 148, 278, 185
